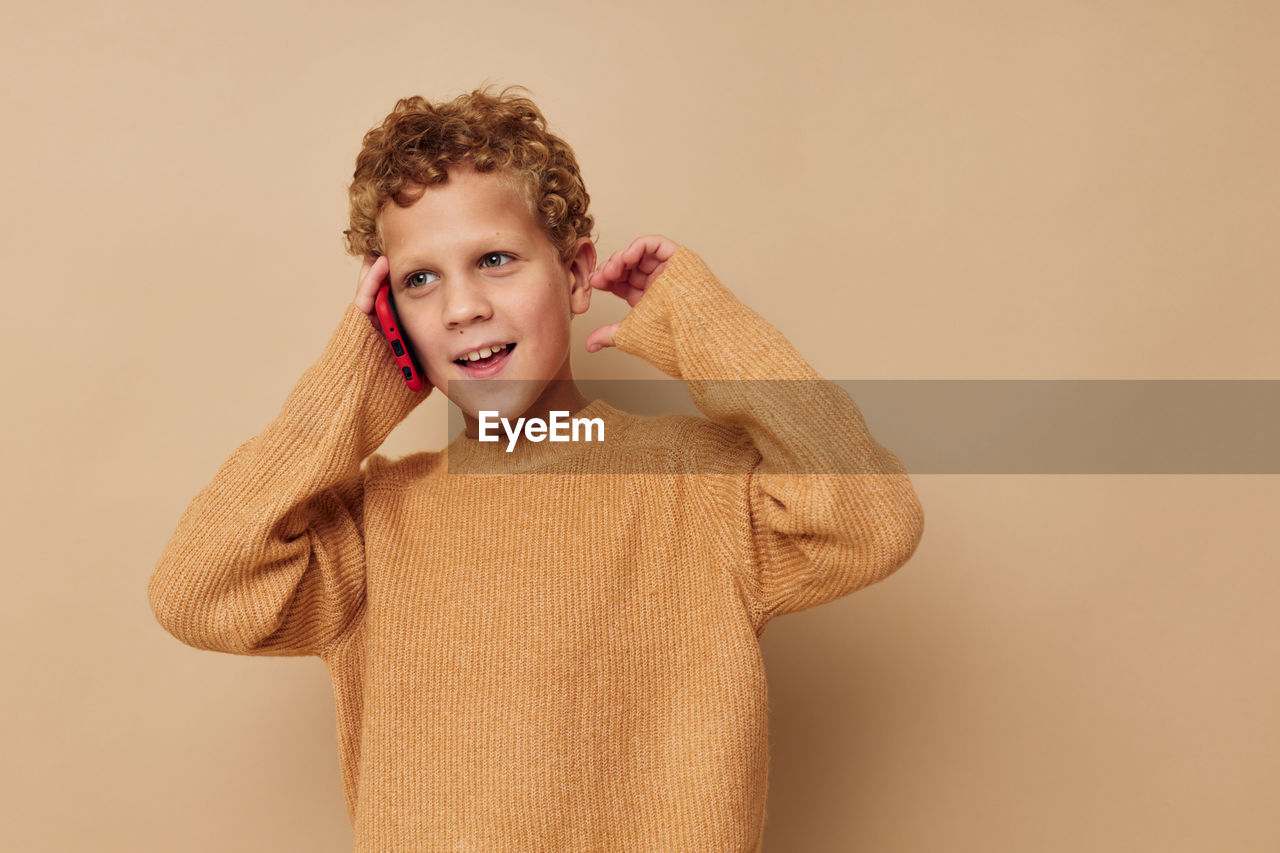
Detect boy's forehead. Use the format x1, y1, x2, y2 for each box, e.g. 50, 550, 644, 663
379, 166, 542, 259
384, 167, 535, 242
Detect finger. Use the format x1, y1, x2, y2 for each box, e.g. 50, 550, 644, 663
625, 285, 647, 307
585, 321, 621, 352
354, 255, 375, 300
624, 235, 665, 266
592, 258, 641, 302
593, 236, 673, 291
604, 248, 647, 287
588, 266, 622, 292
620, 241, 648, 273
602, 263, 629, 289
369, 254, 389, 293
597, 276, 633, 302
635, 253, 665, 276
602, 250, 627, 282
354, 255, 388, 314
644, 234, 678, 261
620, 237, 672, 286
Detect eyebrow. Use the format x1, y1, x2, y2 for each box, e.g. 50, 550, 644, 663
393, 239, 528, 273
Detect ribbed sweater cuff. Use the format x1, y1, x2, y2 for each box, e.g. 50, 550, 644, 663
612, 246, 822, 382
271, 303, 427, 462
611, 247, 700, 379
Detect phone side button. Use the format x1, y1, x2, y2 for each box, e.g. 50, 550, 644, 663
392, 340, 405, 357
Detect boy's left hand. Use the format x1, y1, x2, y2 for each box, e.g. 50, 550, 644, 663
585, 234, 679, 352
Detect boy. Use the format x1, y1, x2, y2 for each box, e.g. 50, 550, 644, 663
148, 85, 925, 852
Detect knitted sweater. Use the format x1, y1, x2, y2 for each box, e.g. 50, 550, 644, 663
148, 246, 925, 852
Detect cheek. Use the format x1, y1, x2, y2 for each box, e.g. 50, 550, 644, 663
400, 312, 445, 364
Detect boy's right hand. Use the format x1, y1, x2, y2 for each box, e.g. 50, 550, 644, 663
353, 254, 390, 331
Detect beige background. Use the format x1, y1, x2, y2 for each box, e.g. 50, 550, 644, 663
3, 0, 1277, 850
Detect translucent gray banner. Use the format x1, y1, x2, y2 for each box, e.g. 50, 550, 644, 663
442, 380, 1280, 474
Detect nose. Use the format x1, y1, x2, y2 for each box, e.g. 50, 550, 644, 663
441, 273, 493, 329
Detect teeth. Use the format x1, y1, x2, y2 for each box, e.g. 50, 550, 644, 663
460, 343, 508, 362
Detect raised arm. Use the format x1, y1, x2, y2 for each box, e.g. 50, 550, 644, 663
148, 259, 425, 657
599, 242, 924, 633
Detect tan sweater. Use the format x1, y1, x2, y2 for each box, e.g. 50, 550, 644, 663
148, 246, 925, 852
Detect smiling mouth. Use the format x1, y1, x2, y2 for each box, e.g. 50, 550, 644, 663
455, 343, 515, 369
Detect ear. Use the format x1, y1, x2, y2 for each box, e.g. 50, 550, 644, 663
564, 236, 596, 317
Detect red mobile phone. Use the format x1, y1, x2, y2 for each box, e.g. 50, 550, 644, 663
373, 283, 426, 391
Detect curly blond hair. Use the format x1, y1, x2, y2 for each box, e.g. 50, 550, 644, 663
342, 85, 594, 264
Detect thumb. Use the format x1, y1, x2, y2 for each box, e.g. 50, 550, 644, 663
585, 321, 621, 353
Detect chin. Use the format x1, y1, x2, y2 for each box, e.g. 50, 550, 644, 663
452, 384, 545, 422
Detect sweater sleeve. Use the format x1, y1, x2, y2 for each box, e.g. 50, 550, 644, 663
611, 246, 924, 631
147, 304, 427, 658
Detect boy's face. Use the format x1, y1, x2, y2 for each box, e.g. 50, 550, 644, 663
378, 161, 594, 431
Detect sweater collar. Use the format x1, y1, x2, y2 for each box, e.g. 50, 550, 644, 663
444, 398, 628, 474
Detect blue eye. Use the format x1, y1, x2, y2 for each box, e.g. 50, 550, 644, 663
406, 253, 512, 288
406, 271, 439, 289
481, 252, 514, 268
